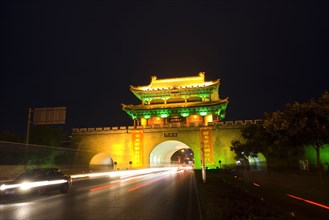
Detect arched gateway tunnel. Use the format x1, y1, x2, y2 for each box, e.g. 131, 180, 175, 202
71, 120, 264, 170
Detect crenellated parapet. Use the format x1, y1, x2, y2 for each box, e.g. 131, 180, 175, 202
216, 119, 263, 126
71, 119, 263, 134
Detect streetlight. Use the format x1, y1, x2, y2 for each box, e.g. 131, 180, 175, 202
25, 108, 32, 171
201, 142, 206, 183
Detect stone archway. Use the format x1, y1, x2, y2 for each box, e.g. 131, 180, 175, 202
248, 153, 267, 171
89, 152, 114, 171
149, 140, 192, 167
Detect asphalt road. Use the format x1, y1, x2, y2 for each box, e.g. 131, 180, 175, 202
226, 169, 329, 220
0, 169, 202, 220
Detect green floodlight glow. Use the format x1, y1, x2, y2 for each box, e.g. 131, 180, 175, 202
181, 112, 189, 117
125, 111, 137, 120
160, 113, 169, 118
144, 115, 151, 119
200, 112, 207, 116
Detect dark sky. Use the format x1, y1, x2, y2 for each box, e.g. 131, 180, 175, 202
1, 0, 328, 136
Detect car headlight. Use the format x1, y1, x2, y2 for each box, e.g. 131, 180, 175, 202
20, 182, 33, 191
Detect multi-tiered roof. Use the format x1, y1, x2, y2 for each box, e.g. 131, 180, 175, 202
122, 72, 228, 125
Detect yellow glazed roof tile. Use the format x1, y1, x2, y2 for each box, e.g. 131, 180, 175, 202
131, 72, 219, 91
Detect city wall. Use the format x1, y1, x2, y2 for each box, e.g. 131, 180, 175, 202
71, 120, 263, 170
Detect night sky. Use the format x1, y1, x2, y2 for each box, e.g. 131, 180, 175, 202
1, 0, 328, 136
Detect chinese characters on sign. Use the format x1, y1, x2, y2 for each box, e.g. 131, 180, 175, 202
168, 117, 184, 123
164, 132, 178, 137
200, 127, 214, 166
132, 131, 143, 166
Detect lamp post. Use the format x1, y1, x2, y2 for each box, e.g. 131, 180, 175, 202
25, 108, 32, 171
201, 142, 206, 183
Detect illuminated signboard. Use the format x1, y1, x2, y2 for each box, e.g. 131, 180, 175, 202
168, 117, 184, 123
132, 131, 143, 166
164, 132, 178, 137
200, 127, 214, 165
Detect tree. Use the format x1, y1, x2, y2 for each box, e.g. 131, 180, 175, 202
231, 91, 329, 171
294, 91, 329, 171
263, 107, 306, 167
231, 123, 275, 167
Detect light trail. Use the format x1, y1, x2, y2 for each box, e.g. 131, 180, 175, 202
128, 175, 168, 192
89, 182, 120, 192
253, 182, 261, 187
0, 179, 67, 191
1, 167, 191, 194
127, 168, 184, 192
88, 167, 190, 192
233, 174, 329, 211
286, 194, 329, 210
89, 174, 155, 192
71, 167, 181, 179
